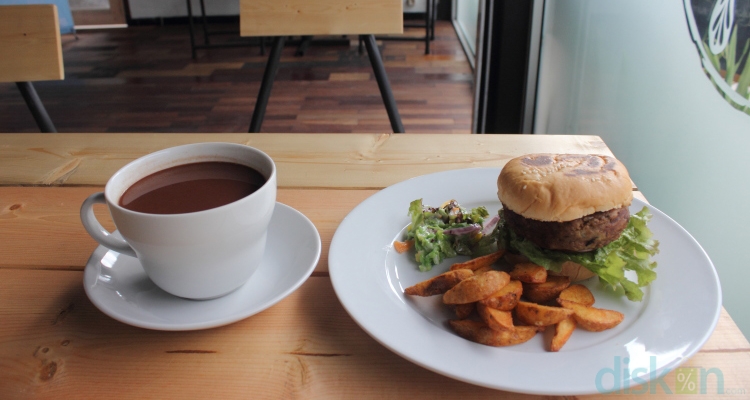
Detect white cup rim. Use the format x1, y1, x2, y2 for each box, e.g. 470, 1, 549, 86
104, 142, 277, 218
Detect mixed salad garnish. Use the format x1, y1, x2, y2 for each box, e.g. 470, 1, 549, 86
404, 199, 499, 272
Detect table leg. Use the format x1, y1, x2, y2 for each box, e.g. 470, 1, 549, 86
425, 0, 431, 54
199, 0, 210, 45
249, 36, 286, 133
16, 82, 56, 133
362, 35, 404, 133
431, 0, 437, 40
186, 0, 197, 59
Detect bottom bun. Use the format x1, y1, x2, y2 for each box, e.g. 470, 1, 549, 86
551, 261, 597, 282
503, 254, 596, 282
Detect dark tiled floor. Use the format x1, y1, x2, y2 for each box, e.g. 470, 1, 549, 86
0, 21, 473, 134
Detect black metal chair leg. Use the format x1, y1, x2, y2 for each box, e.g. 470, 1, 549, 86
186, 0, 197, 59
425, 0, 431, 55
362, 35, 404, 133
431, 0, 437, 41
249, 36, 285, 133
16, 82, 56, 133
295, 35, 313, 57
199, 0, 210, 45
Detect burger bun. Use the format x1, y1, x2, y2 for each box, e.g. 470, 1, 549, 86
497, 154, 633, 222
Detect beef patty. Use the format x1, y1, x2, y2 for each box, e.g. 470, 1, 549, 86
502, 205, 630, 252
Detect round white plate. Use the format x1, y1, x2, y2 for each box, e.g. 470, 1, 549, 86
84, 202, 321, 331
329, 168, 721, 396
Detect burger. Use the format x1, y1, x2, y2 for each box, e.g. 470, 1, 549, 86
495, 154, 659, 301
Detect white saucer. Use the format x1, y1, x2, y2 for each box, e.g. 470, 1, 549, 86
83, 202, 321, 330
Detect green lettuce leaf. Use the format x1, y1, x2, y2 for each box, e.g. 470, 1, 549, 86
501, 207, 659, 301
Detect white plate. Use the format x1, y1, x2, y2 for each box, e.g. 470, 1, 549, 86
84, 202, 321, 331
329, 168, 721, 395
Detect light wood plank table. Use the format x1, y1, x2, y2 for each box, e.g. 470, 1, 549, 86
1, 133, 747, 398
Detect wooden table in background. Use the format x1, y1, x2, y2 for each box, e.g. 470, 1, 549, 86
1, 134, 748, 399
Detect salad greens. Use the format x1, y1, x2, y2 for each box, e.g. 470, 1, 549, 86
497, 207, 659, 301
405, 199, 497, 272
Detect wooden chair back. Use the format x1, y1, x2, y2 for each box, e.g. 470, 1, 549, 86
240, 0, 403, 37
0, 4, 64, 83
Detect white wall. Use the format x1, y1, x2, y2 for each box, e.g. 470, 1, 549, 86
536, 0, 750, 338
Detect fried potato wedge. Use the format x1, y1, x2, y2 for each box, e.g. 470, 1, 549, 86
449, 320, 537, 347
478, 279, 522, 311
443, 271, 510, 305
393, 240, 414, 253
523, 275, 571, 303
452, 302, 475, 319
515, 301, 574, 327
558, 284, 595, 307
557, 299, 624, 332
510, 263, 547, 283
449, 249, 506, 271
404, 269, 473, 297
550, 316, 576, 352
477, 302, 514, 332
473, 265, 494, 275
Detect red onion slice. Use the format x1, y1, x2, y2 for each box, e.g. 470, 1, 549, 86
480, 215, 500, 236
444, 224, 480, 236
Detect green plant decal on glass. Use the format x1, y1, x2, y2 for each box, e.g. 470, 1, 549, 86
703, 26, 750, 114
685, 0, 750, 116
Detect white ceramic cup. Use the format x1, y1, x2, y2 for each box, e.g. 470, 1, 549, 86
80, 143, 277, 300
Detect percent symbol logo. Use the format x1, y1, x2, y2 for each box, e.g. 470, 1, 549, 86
676, 367, 699, 394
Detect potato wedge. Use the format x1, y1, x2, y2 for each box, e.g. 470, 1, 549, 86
443, 270, 510, 305
557, 299, 624, 332
477, 302, 514, 332
550, 316, 576, 352
404, 269, 473, 297
452, 302, 475, 319
449, 320, 537, 347
523, 275, 571, 303
473, 265, 494, 275
515, 301, 574, 327
449, 249, 506, 271
558, 284, 595, 307
510, 263, 547, 283
478, 280, 522, 311
393, 239, 414, 254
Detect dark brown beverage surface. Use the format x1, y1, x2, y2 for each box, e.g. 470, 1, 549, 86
120, 162, 265, 214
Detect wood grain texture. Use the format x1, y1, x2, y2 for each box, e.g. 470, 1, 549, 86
0, 5, 63, 83
0, 133, 613, 187
240, 0, 403, 37
0, 269, 746, 399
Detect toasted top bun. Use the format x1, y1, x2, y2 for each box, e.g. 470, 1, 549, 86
497, 154, 633, 222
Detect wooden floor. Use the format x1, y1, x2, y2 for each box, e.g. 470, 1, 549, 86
0, 21, 473, 134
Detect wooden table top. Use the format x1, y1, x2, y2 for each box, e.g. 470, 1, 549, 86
1, 133, 747, 399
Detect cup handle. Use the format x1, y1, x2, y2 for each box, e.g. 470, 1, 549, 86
80, 192, 137, 258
